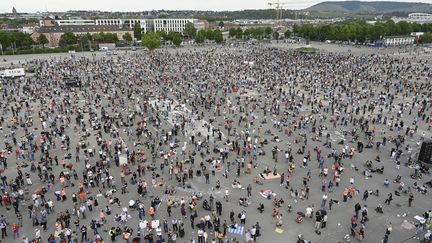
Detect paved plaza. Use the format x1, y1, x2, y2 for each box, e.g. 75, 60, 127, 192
0, 43, 431, 243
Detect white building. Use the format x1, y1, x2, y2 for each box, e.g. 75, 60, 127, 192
96, 19, 147, 32
38, 18, 203, 34
153, 19, 195, 33
383, 36, 416, 46
20, 25, 36, 34
39, 19, 96, 26
392, 13, 432, 24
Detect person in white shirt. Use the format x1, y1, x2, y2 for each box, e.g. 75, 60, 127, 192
250, 226, 256, 240
321, 194, 328, 208
35, 228, 41, 240
139, 220, 147, 237
197, 229, 204, 243
156, 227, 162, 236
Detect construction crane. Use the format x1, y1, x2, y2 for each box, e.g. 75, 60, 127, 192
268, 0, 289, 20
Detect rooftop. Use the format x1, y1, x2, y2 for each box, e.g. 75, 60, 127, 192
38, 25, 132, 33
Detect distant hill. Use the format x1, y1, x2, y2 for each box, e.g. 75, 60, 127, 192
306, 1, 432, 13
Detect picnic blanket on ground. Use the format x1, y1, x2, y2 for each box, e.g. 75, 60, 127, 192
260, 189, 276, 199
260, 173, 281, 180
401, 220, 415, 230
275, 228, 284, 234
227, 225, 244, 235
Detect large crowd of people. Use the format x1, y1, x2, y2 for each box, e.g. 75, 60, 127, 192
0, 45, 431, 243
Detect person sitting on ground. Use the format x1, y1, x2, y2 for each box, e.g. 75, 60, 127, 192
273, 197, 284, 208
263, 167, 271, 176
253, 176, 263, 185
202, 199, 211, 210
239, 197, 250, 207
257, 203, 264, 213
276, 214, 283, 227
273, 166, 278, 176
273, 207, 280, 217
363, 170, 372, 178
232, 179, 242, 189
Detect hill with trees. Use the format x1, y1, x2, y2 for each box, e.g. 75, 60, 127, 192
307, 1, 432, 13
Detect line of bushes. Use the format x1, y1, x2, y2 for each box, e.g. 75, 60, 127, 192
3, 45, 91, 55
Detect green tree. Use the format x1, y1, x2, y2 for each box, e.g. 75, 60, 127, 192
123, 32, 132, 42
243, 29, 252, 39
11, 32, 33, 48
213, 29, 223, 43
133, 23, 142, 40
195, 30, 206, 44
397, 21, 413, 35
284, 29, 292, 39
84, 33, 93, 41
142, 32, 161, 51
37, 34, 49, 47
59, 32, 77, 46
251, 28, 265, 39
272, 31, 280, 40
293, 25, 301, 35
0, 32, 11, 49
229, 28, 236, 38
184, 22, 197, 39
264, 27, 273, 37
170, 32, 182, 47
92, 33, 103, 44
235, 27, 243, 39
218, 21, 224, 28
368, 24, 384, 41
384, 20, 400, 36
205, 29, 215, 40
102, 33, 119, 43
157, 31, 168, 41
419, 32, 432, 43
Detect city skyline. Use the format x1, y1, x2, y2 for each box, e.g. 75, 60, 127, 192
1, 0, 432, 13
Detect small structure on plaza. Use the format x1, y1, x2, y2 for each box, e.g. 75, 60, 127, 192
64, 76, 81, 88
383, 35, 416, 46
296, 45, 318, 53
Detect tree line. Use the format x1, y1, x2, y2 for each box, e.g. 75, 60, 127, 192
141, 23, 224, 51
58, 31, 131, 47
0, 30, 134, 51
227, 27, 292, 40
0, 31, 33, 50
293, 20, 432, 43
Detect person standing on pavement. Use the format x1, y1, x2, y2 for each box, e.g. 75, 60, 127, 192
360, 205, 368, 224
321, 193, 328, 208
355, 203, 361, 217
384, 193, 393, 205
246, 184, 252, 198
12, 222, 19, 239
0, 221, 7, 239
382, 233, 389, 243
240, 211, 246, 224
408, 193, 414, 207
80, 224, 88, 242
362, 190, 369, 201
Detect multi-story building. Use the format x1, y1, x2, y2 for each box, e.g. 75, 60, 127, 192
40, 19, 95, 26
392, 13, 432, 24
153, 19, 195, 33
34, 17, 206, 44
32, 25, 133, 47
95, 19, 147, 32
383, 36, 416, 46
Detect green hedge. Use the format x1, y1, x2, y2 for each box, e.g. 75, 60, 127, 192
296, 47, 318, 53
3, 45, 91, 55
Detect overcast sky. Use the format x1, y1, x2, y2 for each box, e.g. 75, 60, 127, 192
1, 0, 432, 13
